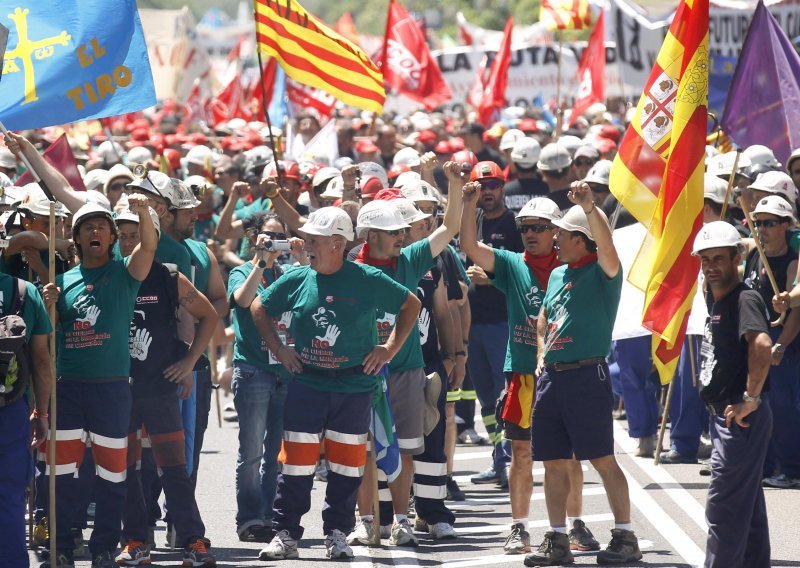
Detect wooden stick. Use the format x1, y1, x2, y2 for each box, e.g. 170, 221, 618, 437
208, 338, 222, 428
554, 33, 563, 138
719, 148, 742, 219
370, 435, 381, 546
47, 201, 57, 563
654, 375, 675, 465
688, 336, 698, 388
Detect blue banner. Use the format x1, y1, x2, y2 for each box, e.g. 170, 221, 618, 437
0, 0, 156, 130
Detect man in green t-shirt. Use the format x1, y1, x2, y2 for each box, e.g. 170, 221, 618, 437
460, 190, 595, 555
527, 183, 641, 566
42, 197, 156, 568
253, 207, 421, 562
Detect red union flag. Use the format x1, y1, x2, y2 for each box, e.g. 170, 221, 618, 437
380, 0, 451, 110
569, 12, 605, 126
286, 78, 336, 119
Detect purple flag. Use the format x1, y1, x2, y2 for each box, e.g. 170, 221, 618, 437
721, 0, 800, 166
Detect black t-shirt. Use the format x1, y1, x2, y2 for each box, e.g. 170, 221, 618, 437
438, 245, 464, 301
476, 146, 506, 168
698, 282, 770, 403
504, 177, 549, 213
547, 188, 573, 213
417, 264, 442, 364
467, 209, 523, 324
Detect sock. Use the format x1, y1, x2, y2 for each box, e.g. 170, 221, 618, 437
394, 514, 407, 524
551, 525, 567, 534
512, 518, 527, 528
615, 522, 633, 532
567, 516, 580, 527
360, 515, 374, 523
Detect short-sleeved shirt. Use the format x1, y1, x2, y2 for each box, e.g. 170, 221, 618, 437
699, 282, 770, 403
492, 249, 547, 373
156, 232, 193, 279
0, 274, 51, 340
229, 262, 290, 372
504, 177, 549, 214
439, 245, 466, 301
542, 259, 622, 364
56, 258, 141, 378
182, 238, 210, 294
259, 261, 409, 392
193, 213, 219, 242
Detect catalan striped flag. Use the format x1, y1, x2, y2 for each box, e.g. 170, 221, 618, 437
253, 0, 385, 113
608, 0, 708, 385
539, 0, 593, 31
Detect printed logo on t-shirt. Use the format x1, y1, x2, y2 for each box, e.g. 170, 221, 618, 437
301, 307, 347, 368
416, 285, 431, 345
64, 294, 109, 349
525, 286, 542, 309
377, 311, 397, 343
699, 320, 715, 387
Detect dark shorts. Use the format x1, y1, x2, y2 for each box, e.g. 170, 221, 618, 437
504, 421, 531, 441
531, 362, 614, 461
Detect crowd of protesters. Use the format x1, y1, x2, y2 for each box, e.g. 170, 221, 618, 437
0, 97, 796, 568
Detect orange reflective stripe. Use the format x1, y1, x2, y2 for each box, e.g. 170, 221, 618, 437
91, 444, 128, 475
149, 430, 186, 468
149, 431, 185, 445
45, 438, 86, 466
324, 438, 367, 469
278, 439, 321, 466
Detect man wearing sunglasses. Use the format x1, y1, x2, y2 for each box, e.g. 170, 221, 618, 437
460, 192, 594, 555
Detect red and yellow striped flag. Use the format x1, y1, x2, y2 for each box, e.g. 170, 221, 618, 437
254, 0, 385, 113
539, 0, 593, 30
609, 0, 709, 384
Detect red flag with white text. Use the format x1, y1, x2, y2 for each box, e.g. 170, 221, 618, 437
475, 17, 513, 126
569, 12, 605, 126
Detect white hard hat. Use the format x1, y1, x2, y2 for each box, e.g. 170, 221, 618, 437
299, 206, 354, 241
185, 144, 213, 166
358, 162, 389, 188
393, 170, 421, 189
245, 145, 273, 167
703, 173, 730, 205
127, 146, 154, 165
399, 180, 440, 204
516, 197, 562, 221
164, 178, 201, 210
707, 151, 751, 177
320, 176, 344, 199
72, 202, 115, 232
97, 140, 125, 164
18, 184, 67, 217
83, 169, 109, 193
312, 166, 341, 189
185, 175, 212, 193
537, 142, 573, 172
356, 200, 409, 237
0, 147, 16, 169
127, 170, 172, 200
393, 147, 421, 168
84, 190, 112, 211
510, 138, 541, 168
393, 197, 430, 224
583, 160, 613, 186
558, 135, 583, 156
114, 206, 162, 236
787, 147, 800, 174
553, 204, 608, 241
705, 145, 721, 160
104, 163, 134, 194
692, 220, 743, 255
752, 195, 796, 221
499, 129, 525, 152
748, 171, 798, 202
743, 144, 781, 169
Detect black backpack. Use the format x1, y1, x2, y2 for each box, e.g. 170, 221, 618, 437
0, 279, 30, 408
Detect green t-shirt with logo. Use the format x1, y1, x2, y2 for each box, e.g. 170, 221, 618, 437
491, 249, 547, 374
182, 238, 210, 294
368, 239, 434, 373
0, 274, 52, 340
542, 260, 622, 364
259, 261, 409, 392
56, 258, 141, 378
229, 261, 290, 373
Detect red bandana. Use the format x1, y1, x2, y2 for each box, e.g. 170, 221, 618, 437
568, 252, 598, 270
354, 242, 397, 270
523, 249, 561, 288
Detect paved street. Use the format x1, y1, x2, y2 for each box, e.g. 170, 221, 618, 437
30, 399, 800, 567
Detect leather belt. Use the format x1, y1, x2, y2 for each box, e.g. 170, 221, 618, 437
545, 357, 606, 372
303, 364, 365, 379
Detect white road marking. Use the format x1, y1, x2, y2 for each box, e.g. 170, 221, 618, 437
448, 486, 607, 508
457, 512, 614, 535
453, 464, 588, 484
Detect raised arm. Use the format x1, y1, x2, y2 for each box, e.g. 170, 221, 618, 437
266, 179, 307, 234
428, 162, 466, 257
126, 195, 157, 281
569, 181, 619, 278
458, 180, 496, 273
215, 181, 248, 240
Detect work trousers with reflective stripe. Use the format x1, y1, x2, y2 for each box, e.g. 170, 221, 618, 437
272, 381, 371, 540
122, 391, 205, 548
45, 379, 131, 556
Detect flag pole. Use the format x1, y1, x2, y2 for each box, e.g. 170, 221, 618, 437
555, 32, 563, 138
653, 377, 675, 465
47, 200, 58, 564
719, 148, 741, 219
255, 47, 285, 192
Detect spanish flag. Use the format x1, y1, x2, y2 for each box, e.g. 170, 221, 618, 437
539, 0, 593, 31
609, 0, 708, 384
254, 0, 385, 113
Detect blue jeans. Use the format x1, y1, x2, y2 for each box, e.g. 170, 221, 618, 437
0, 398, 33, 567
614, 336, 660, 438
668, 336, 708, 457
232, 362, 287, 532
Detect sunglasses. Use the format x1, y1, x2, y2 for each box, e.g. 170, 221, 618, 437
480, 180, 503, 191
264, 231, 287, 240
518, 224, 554, 234
382, 228, 407, 236
753, 219, 782, 228
109, 182, 127, 192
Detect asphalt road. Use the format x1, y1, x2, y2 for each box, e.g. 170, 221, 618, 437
29, 400, 800, 567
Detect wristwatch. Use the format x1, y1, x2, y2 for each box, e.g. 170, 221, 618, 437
774, 343, 786, 353
257, 259, 267, 269
743, 391, 762, 404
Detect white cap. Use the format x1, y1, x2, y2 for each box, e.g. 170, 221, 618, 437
393, 197, 430, 224
18, 184, 67, 217
72, 202, 115, 231
510, 138, 541, 168
312, 166, 341, 189
558, 135, 583, 156
186, 145, 213, 167
97, 140, 125, 164
320, 176, 344, 199
553, 204, 608, 241
356, 200, 409, 237
104, 163, 134, 193
516, 197, 562, 221
83, 169, 109, 193
393, 147, 421, 168
537, 142, 572, 172
583, 160, 612, 186
300, 206, 354, 241
0, 147, 16, 169
115, 206, 162, 236
499, 129, 525, 151
165, 178, 201, 210
84, 190, 112, 211
399, 180, 440, 204
358, 161, 389, 187
752, 194, 796, 221
393, 170, 421, 189
703, 173, 730, 204
127, 146, 153, 165
748, 171, 798, 202
127, 170, 172, 200
708, 151, 751, 177
692, 220, 743, 255
743, 144, 781, 169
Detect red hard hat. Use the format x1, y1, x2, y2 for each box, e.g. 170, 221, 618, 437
452, 150, 478, 168
388, 163, 411, 181
163, 148, 181, 170
470, 161, 505, 182
278, 160, 301, 181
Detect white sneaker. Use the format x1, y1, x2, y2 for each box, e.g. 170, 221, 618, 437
428, 522, 457, 540
325, 529, 354, 559
458, 428, 487, 445
347, 518, 376, 545
259, 530, 299, 560
389, 519, 419, 547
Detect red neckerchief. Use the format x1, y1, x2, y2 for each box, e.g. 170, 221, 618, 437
568, 252, 598, 270
355, 242, 397, 270
523, 249, 560, 288
196, 209, 214, 221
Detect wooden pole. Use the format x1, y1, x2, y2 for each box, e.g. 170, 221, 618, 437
47, 201, 57, 563
209, 338, 222, 428
370, 435, 381, 546
719, 149, 742, 219
653, 375, 675, 465
555, 33, 564, 138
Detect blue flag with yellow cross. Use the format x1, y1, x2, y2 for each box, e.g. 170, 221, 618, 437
0, 0, 156, 130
